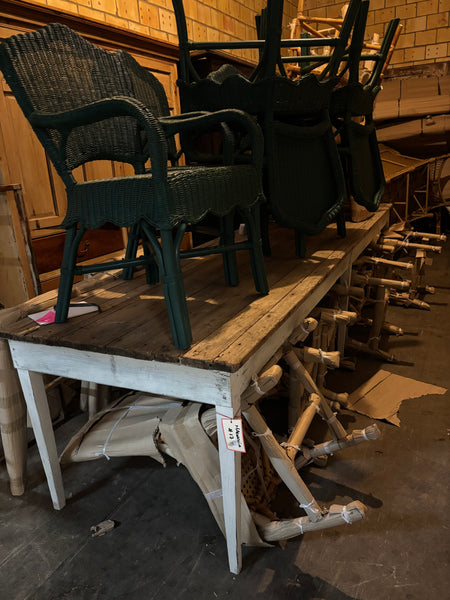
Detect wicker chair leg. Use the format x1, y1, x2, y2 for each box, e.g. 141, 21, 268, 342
246, 205, 269, 295
158, 229, 192, 349
55, 225, 86, 323
336, 209, 346, 238
260, 204, 272, 257
142, 231, 160, 285
123, 224, 159, 284
295, 231, 306, 258
220, 213, 239, 287
122, 224, 140, 281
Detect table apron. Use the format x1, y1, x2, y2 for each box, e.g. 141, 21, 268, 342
8, 340, 234, 408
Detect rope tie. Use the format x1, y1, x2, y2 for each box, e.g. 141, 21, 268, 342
252, 427, 272, 439
300, 321, 311, 334
341, 506, 353, 524
95, 407, 131, 460
251, 373, 264, 396
280, 442, 302, 453
361, 428, 369, 441
295, 519, 304, 534
93, 400, 178, 460
300, 499, 320, 515
325, 412, 338, 425
205, 489, 223, 501
323, 441, 334, 454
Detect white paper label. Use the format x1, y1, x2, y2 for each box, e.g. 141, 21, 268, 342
28, 302, 99, 325
221, 419, 246, 453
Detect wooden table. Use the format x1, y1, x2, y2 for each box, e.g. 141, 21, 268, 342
0, 205, 390, 573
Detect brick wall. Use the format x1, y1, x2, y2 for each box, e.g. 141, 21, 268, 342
36, 0, 298, 64
301, 0, 449, 68
13, 1, 450, 67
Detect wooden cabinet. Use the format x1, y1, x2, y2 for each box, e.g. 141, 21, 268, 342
0, 82, 73, 232
0, 2, 181, 298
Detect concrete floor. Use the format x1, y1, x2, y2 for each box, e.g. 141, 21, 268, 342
1, 231, 449, 600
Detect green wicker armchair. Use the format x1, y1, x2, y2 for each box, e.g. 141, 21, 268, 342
330, 3, 401, 212
171, 0, 361, 257
0, 23, 268, 349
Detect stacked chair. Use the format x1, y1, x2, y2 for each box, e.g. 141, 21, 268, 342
172, 0, 363, 256
171, 0, 403, 255
0, 23, 269, 349
288, 1, 401, 218
330, 4, 401, 215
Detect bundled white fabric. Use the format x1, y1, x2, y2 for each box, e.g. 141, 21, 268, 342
60, 393, 182, 465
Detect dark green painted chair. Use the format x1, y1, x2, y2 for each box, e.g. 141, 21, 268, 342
171, 0, 361, 257
0, 23, 268, 349
330, 4, 401, 212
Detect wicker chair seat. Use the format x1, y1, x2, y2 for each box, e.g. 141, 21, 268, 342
64, 164, 264, 230
266, 117, 345, 237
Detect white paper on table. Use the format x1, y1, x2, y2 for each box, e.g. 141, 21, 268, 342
28, 302, 100, 325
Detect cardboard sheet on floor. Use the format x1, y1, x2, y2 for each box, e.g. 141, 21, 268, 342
347, 370, 447, 426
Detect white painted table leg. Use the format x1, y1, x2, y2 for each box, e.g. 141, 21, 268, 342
16, 368, 66, 510
216, 406, 242, 574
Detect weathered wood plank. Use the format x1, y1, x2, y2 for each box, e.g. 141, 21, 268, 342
1, 208, 390, 372
200, 213, 388, 371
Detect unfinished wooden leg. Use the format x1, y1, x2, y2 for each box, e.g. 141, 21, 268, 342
295, 424, 381, 469
284, 393, 321, 461
316, 319, 336, 402
252, 501, 366, 541
284, 350, 347, 440
313, 307, 357, 368
216, 406, 242, 574
288, 364, 304, 431
79, 380, 89, 412
87, 382, 99, 418
241, 363, 369, 540
367, 285, 388, 353
0, 340, 27, 496
346, 337, 396, 362
16, 368, 65, 510
243, 404, 322, 521
287, 318, 319, 430
389, 292, 430, 310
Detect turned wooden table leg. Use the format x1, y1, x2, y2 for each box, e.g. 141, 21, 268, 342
0, 340, 27, 496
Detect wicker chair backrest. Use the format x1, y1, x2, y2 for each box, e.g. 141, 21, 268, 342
0, 23, 174, 181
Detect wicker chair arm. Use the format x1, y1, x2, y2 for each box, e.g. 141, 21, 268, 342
28, 96, 168, 180
159, 109, 264, 167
